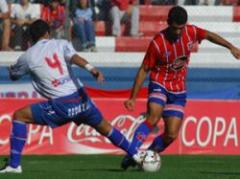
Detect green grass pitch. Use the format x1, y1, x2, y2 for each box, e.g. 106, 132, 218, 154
0, 155, 240, 179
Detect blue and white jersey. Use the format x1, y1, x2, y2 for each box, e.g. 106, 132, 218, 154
9, 39, 83, 99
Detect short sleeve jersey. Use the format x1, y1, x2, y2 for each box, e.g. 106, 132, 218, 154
9, 39, 82, 99
143, 24, 207, 92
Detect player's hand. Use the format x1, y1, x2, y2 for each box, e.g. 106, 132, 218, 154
230, 46, 240, 59
124, 99, 136, 111
91, 68, 104, 83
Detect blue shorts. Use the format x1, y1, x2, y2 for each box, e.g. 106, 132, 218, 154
148, 81, 187, 118
31, 88, 103, 128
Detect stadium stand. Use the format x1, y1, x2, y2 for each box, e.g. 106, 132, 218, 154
94, 5, 240, 52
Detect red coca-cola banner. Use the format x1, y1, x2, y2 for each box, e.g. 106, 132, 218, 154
1, 93, 240, 155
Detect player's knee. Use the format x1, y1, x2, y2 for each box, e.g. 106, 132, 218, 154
146, 115, 160, 126
95, 119, 112, 136
13, 109, 29, 122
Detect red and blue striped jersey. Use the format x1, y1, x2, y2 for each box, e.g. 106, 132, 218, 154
143, 24, 207, 92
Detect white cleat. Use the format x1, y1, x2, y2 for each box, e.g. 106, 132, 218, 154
0, 165, 22, 174
133, 150, 147, 164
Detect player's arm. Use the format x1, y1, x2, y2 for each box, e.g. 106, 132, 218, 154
124, 63, 150, 111
63, 40, 104, 82
8, 54, 29, 81
70, 54, 104, 82
130, 63, 149, 100
125, 39, 157, 111
205, 31, 240, 59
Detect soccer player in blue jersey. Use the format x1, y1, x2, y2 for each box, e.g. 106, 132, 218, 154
0, 19, 133, 173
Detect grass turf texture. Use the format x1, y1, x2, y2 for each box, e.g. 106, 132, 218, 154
0, 155, 240, 179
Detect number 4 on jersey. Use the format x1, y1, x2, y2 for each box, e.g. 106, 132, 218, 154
45, 53, 64, 75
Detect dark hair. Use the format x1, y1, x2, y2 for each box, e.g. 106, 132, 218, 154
29, 19, 50, 43
77, 0, 90, 9
168, 6, 188, 25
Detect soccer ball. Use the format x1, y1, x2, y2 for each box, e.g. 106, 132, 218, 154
141, 150, 161, 172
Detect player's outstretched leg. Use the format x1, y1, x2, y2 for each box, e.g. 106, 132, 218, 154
94, 119, 132, 155
94, 119, 149, 170
0, 120, 26, 174
0, 107, 33, 174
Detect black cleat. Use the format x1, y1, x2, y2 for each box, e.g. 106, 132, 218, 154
121, 155, 137, 170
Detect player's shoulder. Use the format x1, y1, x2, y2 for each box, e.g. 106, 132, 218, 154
52, 39, 72, 47
150, 32, 164, 46
184, 24, 200, 36
185, 24, 200, 32
152, 33, 162, 40
151, 32, 161, 42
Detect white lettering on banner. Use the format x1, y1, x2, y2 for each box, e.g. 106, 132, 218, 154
213, 117, 226, 146
67, 115, 145, 143
196, 117, 212, 147
224, 118, 238, 146
27, 125, 53, 145
0, 115, 11, 145
27, 125, 41, 144
39, 127, 53, 145
181, 116, 196, 147
68, 123, 102, 143
182, 116, 239, 147
111, 115, 145, 141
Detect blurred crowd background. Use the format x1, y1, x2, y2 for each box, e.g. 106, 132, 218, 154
0, 0, 239, 52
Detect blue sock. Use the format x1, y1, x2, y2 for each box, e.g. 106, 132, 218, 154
9, 120, 27, 168
148, 135, 165, 152
128, 122, 151, 156
107, 128, 130, 155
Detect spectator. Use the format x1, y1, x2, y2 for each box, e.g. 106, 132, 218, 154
0, 0, 11, 50
214, 0, 221, 4
70, 0, 97, 20
72, 0, 96, 52
58, 0, 66, 5
184, 0, 199, 5
221, 0, 239, 5
10, 0, 40, 50
41, 0, 65, 39
95, 0, 110, 21
110, 0, 142, 37
151, 0, 177, 5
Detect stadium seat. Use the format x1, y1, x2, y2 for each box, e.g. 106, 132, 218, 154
199, 37, 240, 53
139, 21, 167, 36
185, 6, 233, 22
233, 6, 240, 21
47, 5, 240, 52
192, 22, 240, 38
95, 21, 128, 36
96, 37, 115, 52
95, 21, 109, 36
140, 5, 172, 22
115, 37, 152, 52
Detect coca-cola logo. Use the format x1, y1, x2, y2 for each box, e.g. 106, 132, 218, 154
67, 114, 146, 144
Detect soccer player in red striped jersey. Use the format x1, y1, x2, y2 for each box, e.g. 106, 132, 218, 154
121, 6, 240, 169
